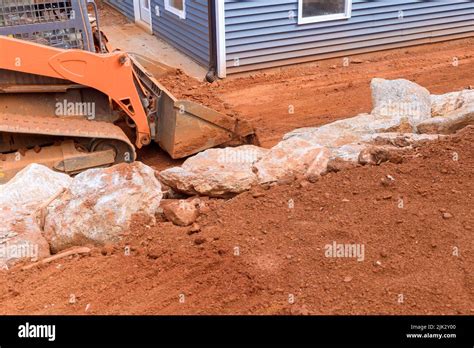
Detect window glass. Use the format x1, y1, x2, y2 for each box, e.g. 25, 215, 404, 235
302, 0, 346, 18
169, 0, 184, 11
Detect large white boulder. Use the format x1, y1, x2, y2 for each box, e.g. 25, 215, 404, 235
252, 137, 331, 183
43, 162, 163, 253
371, 78, 432, 129
159, 145, 268, 197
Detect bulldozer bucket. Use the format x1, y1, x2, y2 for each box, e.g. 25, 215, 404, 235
157, 94, 256, 159
131, 56, 257, 159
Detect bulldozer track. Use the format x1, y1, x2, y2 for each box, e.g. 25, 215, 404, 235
0, 112, 136, 160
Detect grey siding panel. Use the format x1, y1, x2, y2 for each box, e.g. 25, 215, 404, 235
105, 0, 210, 67
152, 0, 210, 66
225, 0, 474, 73
106, 0, 135, 21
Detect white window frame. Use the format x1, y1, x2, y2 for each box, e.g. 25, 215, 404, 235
298, 0, 352, 24
164, 0, 186, 19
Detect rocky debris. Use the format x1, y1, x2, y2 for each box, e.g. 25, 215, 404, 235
283, 113, 405, 146
160, 79, 470, 197
0, 163, 72, 208
162, 200, 200, 227
371, 78, 432, 129
358, 146, 403, 165
253, 137, 331, 184
282, 112, 436, 161
159, 145, 268, 197
284, 128, 441, 163
43, 162, 162, 253
416, 89, 474, 134
0, 164, 71, 267
326, 158, 358, 173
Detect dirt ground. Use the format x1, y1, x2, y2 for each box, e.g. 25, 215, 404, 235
0, 126, 472, 315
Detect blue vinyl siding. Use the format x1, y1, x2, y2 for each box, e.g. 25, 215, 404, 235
152, 0, 210, 66
106, 0, 210, 67
106, 0, 135, 21
224, 0, 474, 73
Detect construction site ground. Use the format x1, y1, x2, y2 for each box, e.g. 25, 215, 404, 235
1, 126, 472, 315
138, 38, 474, 171
0, 3, 472, 314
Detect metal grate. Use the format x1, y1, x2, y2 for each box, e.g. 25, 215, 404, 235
0, 0, 73, 27
12, 27, 84, 49
0, 0, 94, 51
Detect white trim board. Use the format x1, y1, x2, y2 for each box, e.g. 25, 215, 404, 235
215, 0, 226, 78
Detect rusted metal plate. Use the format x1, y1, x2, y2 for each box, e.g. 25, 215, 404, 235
56, 147, 115, 173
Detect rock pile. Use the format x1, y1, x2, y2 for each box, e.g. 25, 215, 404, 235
161, 78, 474, 195
1, 78, 473, 267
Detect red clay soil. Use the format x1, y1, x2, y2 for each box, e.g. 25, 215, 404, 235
0, 127, 472, 315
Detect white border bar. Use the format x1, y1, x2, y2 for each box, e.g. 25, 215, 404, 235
215, 0, 227, 78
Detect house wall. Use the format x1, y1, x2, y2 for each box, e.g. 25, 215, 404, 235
224, 0, 474, 74
106, 0, 135, 21
105, 0, 210, 66
152, 0, 210, 66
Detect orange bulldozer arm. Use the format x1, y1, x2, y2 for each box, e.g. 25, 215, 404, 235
0, 36, 151, 148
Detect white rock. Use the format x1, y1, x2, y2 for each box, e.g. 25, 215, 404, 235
284, 112, 415, 147
418, 90, 474, 134
431, 90, 474, 117
159, 145, 268, 197
253, 137, 331, 183
43, 162, 162, 253
0, 164, 72, 208
371, 78, 432, 129
0, 164, 71, 267
417, 111, 474, 134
